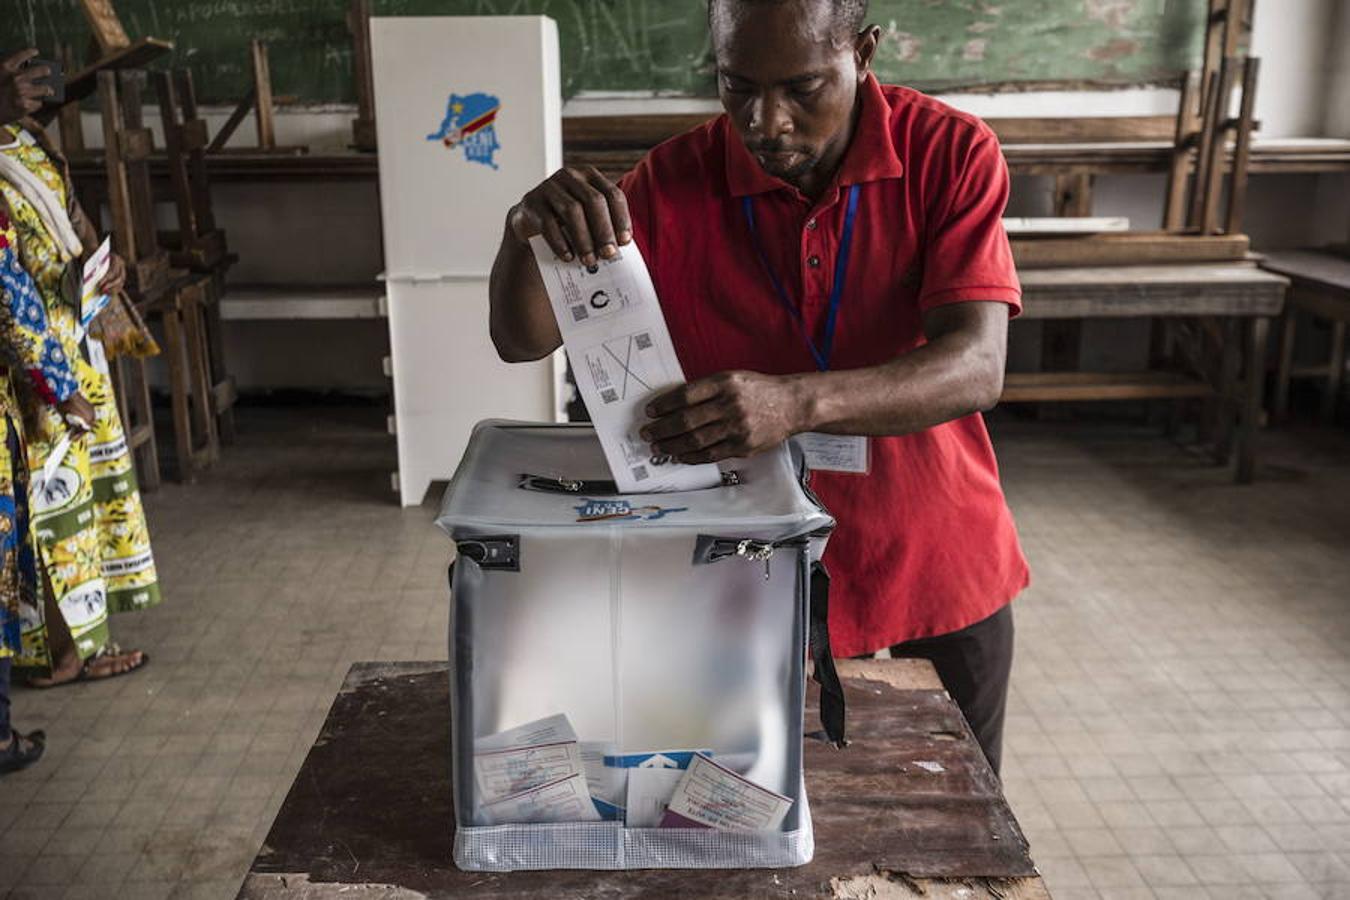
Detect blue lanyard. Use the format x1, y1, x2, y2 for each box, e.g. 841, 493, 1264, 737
741, 183, 860, 372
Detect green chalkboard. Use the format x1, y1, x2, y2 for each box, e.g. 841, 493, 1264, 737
2, 0, 1204, 105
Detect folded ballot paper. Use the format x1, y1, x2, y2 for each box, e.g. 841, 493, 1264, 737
475, 715, 790, 831
659, 754, 794, 831
473, 713, 599, 825
530, 237, 722, 494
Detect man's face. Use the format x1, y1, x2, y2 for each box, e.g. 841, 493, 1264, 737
712, 0, 872, 189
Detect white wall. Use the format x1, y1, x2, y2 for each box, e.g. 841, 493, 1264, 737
1327, 0, 1350, 138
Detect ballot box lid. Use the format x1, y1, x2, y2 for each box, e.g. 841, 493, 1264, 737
435, 421, 834, 532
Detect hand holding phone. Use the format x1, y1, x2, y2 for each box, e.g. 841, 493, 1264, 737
0, 49, 64, 124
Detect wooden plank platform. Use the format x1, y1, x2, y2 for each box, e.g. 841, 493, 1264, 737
64, 38, 175, 103
1018, 263, 1287, 319
238, 659, 1047, 900
1012, 233, 1250, 269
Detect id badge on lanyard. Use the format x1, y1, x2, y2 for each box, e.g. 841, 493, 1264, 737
743, 184, 869, 474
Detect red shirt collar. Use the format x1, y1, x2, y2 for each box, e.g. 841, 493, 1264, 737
724, 72, 904, 200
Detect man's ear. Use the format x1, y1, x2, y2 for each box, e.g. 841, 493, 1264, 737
855, 25, 880, 82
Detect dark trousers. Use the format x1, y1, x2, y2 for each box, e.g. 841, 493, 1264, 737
0, 658, 11, 742
888, 604, 1014, 775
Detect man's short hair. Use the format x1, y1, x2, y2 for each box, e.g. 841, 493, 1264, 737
709, 0, 870, 42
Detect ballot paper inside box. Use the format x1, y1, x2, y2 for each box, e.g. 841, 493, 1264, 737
435, 422, 837, 871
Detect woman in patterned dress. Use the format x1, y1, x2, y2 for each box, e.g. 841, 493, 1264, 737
0, 50, 161, 689
0, 204, 66, 771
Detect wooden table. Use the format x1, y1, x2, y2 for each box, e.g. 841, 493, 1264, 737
1261, 250, 1350, 423
238, 659, 1048, 899
1006, 262, 1289, 483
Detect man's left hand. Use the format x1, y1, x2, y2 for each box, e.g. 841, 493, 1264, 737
642, 371, 807, 464
98, 252, 126, 296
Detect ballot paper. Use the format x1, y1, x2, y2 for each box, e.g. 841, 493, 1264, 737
530, 237, 722, 494
475, 713, 577, 752
80, 237, 113, 331
602, 749, 713, 770
479, 772, 602, 826
580, 742, 626, 809
476, 740, 587, 804
35, 431, 73, 495
658, 753, 793, 831
624, 767, 686, 827
474, 713, 597, 822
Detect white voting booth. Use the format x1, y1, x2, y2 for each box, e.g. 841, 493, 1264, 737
372, 16, 562, 506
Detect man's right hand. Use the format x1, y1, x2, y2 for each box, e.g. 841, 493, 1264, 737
0, 49, 53, 125
508, 165, 633, 267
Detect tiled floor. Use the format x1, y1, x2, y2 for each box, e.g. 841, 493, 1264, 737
0, 403, 1348, 899
998, 417, 1350, 900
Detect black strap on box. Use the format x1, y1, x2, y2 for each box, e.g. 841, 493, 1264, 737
809, 561, 848, 748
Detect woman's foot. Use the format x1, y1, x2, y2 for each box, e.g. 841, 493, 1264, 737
0, 729, 45, 775
24, 642, 147, 688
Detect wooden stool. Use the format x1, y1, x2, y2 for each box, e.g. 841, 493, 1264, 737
147, 273, 220, 482
1264, 250, 1350, 423
98, 68, 219, 482
108, 347, 160, 492
153, 67, 239, 445
95, 67, 176, 488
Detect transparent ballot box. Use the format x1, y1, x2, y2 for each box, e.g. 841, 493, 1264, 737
436, 422, 838, 871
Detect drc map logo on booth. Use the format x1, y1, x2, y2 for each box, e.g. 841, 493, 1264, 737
426, 91, 501, 169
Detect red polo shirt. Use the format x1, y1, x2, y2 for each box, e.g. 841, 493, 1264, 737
619, 74, 1029, 657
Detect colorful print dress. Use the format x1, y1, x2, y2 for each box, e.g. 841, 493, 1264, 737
0, 126, 161, 672
0, 208, 75, 660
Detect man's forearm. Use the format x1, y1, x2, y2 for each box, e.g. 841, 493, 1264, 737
488, 219, 562, 362
790, 312, 1007, 438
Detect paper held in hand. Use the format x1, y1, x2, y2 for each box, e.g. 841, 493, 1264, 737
80, 237, 113, 334
529, 237, 722, 494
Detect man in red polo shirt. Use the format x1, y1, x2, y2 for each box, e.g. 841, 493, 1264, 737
488, 0, 1028, 773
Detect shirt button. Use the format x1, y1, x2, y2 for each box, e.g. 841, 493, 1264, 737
807, 255, 821, 268
805, 218, 818, 231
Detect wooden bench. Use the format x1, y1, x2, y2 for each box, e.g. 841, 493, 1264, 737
1262, 249, 1350, 423
1009, 263, 1288, 483
239, 659, 1047, 900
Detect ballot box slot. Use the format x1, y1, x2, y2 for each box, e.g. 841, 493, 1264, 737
518, 471, 741, 495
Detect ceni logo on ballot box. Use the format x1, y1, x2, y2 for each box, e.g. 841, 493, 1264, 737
426, 91, 501, 169
574, 499, 688, 523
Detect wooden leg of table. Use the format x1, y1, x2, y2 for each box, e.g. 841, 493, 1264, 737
1322, 320, 1346, 424
135, 357, 161, 492
1039, 319, 1081, 421
122, 354, 161, 493
1274, 307, 1297, 424
163, 306, 196, 484
182, 285, 220, 463
1213, 318, 1240, 465
1237, 316, 1270, 484
204, 287, 237, 445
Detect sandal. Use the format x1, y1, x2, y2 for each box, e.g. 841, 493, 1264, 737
0, 729, 46, 775
23, 641, 149, 689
